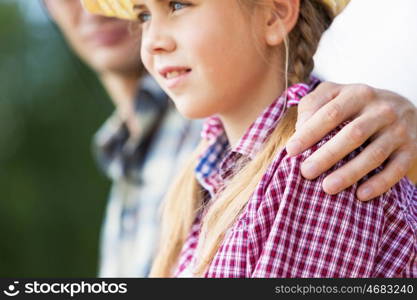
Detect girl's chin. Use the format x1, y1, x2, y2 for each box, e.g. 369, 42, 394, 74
174, 101, 214, 120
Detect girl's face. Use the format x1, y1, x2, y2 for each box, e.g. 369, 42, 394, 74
137, 0, 281, 119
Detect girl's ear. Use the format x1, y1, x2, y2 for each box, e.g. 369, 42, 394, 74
264, 0, 300, 46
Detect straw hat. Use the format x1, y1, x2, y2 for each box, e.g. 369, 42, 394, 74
81, 0, 350, 20
81, 0, 137, 20
322, 0, 350, 15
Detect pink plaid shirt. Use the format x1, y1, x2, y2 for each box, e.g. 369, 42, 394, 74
174, 82, 417, 278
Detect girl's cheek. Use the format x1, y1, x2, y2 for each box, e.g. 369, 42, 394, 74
140, 51, 151, 73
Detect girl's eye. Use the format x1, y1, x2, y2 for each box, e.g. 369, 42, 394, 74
136, 1, 190, 23
169, 1, 189, 12
137, 12, 151, 23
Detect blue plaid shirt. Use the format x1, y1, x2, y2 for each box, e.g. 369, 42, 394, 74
93, 76, 202, 277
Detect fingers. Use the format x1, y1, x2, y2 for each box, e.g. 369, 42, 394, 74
295, 81, 342, 130
321, 129, 402, 196
356, 147, 417, 201
287, 85, 377, 156
287, 83, 417, 202
300, 113, 392, 180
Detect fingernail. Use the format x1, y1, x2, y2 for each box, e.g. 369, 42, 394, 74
358, 186, 373, 201
287, 139, 303, 156
323, 176, 343, 194
301, 161, 318, 178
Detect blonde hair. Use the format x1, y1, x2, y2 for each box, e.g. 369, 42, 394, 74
150, 0, 337, 277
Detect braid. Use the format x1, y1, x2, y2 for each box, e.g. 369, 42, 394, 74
287, 0, 334, 85
150, 0, 344, 277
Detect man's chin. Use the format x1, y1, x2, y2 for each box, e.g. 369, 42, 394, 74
88, 52, 140, 76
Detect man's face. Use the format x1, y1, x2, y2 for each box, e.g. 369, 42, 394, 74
44, 0, 141, 75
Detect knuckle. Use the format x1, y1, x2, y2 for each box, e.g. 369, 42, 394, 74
340, 168, 360, 186
347, 123, 367, 143
369, 146, 389, 165
324, 103, 343, 124
319, 81, 338, 91
355, 84, 376, 101
298, 94, 315, 111
378, 103, 397, 123
392, 123, 409, 141
296, 126, 315, 144
319, 146, 338, 163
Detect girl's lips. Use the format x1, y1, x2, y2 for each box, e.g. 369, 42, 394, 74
159, 68, 192, 89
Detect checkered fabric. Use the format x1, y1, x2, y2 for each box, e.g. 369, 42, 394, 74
94, 76, 202, 277
175, 82, 417, 278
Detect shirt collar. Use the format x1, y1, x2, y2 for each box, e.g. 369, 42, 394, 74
195, 80, 317, 197
201, 82, 314, 156
93, 75, 169, 181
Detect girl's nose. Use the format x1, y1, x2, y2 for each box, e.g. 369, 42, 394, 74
143, 20, 176, 55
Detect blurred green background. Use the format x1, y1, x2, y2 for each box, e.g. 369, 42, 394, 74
0, 0, 112, 276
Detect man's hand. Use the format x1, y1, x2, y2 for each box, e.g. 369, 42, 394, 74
287, 82, 417, 201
